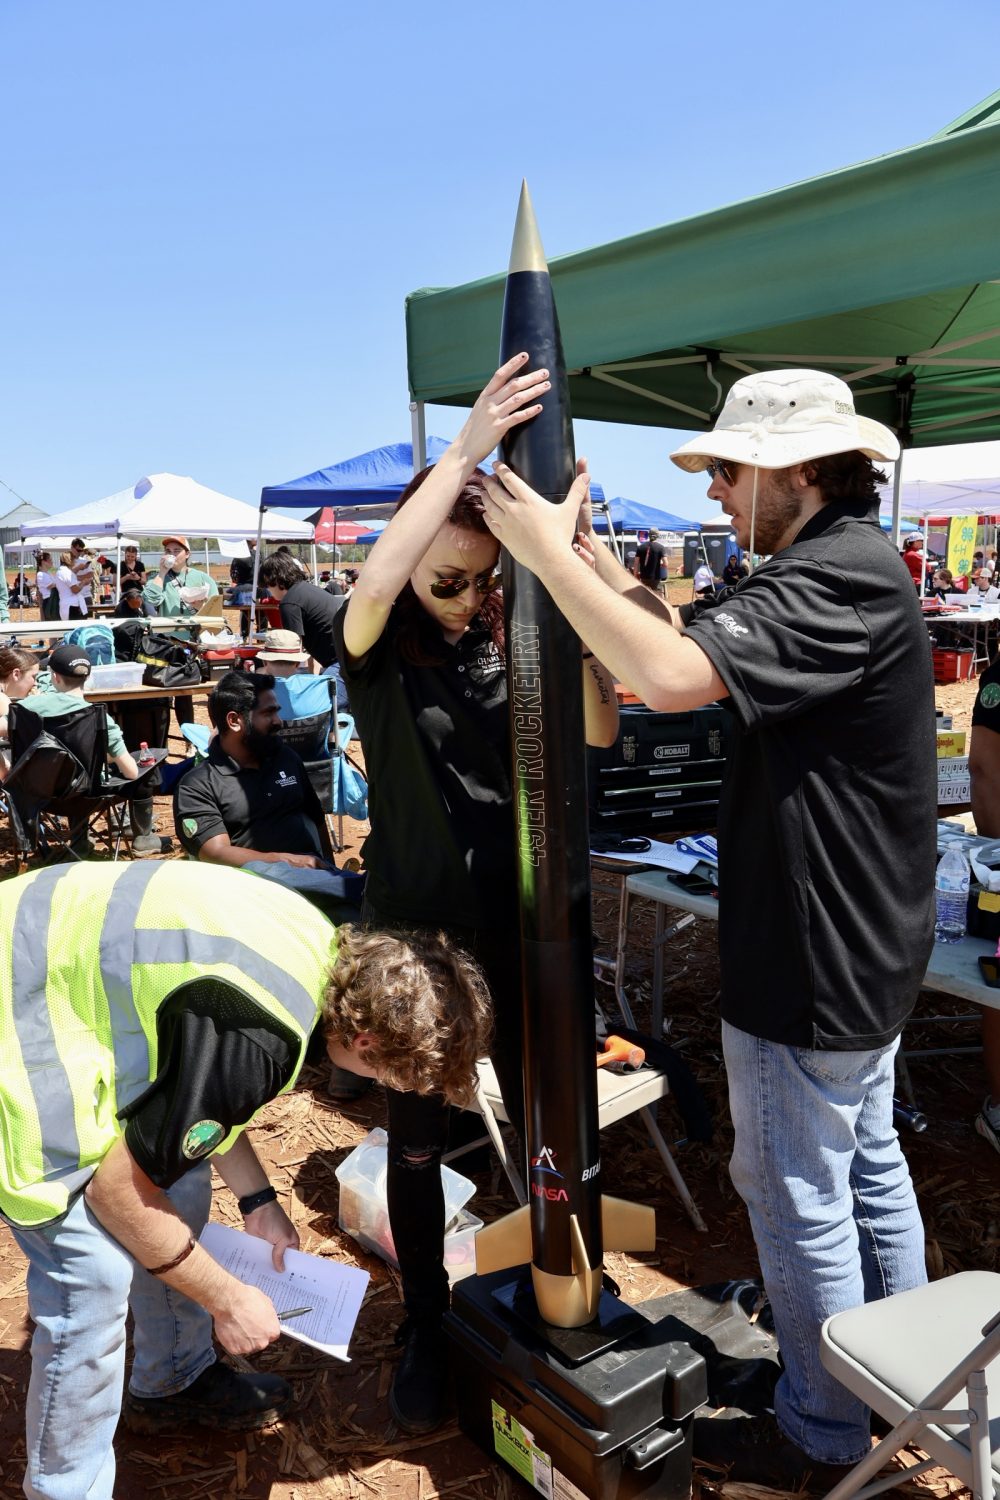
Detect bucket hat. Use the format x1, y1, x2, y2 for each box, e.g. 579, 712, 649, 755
256, 628, 308, 663
671, 369, 900, 472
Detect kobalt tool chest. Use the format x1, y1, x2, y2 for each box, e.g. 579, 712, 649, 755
587, 705, 732, 834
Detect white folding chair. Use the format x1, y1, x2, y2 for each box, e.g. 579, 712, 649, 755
820, 1270, 1000, 1500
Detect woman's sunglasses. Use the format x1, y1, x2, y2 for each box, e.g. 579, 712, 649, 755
429, 571, 501, 600
705, 459, 738, 485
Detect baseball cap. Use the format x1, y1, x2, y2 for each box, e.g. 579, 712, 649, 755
670, 369, 900, 472
256, 628, 308, 663
162, 535, 190, 551
48, 645, 92, 679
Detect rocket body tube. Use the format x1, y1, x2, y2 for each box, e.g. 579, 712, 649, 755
499, 185, 603, 1320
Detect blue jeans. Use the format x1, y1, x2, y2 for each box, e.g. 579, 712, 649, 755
722, 1021, 926, 1465
10, 1164, 215, 1500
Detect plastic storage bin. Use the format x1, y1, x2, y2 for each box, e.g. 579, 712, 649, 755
84, 662, 146, 692
335, 1127, 478, 1282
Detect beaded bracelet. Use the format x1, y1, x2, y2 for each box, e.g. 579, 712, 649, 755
238, 1185, 278, 1217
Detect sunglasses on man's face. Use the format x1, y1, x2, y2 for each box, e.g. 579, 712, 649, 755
428, 570, 501, 600
705, 459, 738, 486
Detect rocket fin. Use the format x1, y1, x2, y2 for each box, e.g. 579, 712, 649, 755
569, 1213, 594, 1278
601, 1195, 656, 1252
474, 1206, 532, 1275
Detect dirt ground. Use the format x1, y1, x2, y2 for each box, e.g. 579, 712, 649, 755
0, 603, 991, 1498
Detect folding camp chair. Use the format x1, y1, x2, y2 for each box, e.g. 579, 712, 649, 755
819, 1270, 1000, 1500
328, 712, 367, 852
3, 702, 158, 869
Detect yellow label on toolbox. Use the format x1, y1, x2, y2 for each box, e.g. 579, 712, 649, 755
979, 892, 1000, 913
937, 731, 968, 758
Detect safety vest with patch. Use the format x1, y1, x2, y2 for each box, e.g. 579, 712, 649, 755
0, 860, 336, 1227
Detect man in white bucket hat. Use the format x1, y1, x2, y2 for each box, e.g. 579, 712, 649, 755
482, 368, 937, 1491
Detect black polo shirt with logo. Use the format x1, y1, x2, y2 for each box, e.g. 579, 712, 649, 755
333, 610, 516, 928
174, 740, 324, 858
684, 500, 937, 1050
972, 658, 1000, 733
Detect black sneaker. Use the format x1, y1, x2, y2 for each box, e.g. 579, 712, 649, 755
389, 1317, 450, 1435
123, 1359, 292, 1433
693, 1412, 861, 1495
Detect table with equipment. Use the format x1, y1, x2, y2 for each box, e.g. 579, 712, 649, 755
610, 864, 1000, 1040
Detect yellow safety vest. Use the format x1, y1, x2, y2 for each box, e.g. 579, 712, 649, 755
0, 861, 335, 1227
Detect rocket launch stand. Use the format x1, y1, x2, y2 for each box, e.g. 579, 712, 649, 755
445, 1268, 707, 1500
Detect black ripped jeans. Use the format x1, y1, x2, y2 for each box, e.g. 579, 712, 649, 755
362, 899, 525, 1322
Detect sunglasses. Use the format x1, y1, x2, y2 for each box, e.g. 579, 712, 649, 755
705, 459, 738, 485
428, 570, 501, 600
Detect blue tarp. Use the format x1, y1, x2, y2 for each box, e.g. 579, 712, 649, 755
592, 497, 699, 534
261, 438, 605, 515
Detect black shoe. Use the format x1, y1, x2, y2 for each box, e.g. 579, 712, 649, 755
693, 1412, 861, 1495
123, 1359, 293, 1433
389, 1317, 450, 1435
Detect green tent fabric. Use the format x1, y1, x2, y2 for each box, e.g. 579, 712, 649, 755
406, 92, 1000, 449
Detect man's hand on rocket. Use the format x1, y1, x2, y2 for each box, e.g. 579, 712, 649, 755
481, 464, 592, 567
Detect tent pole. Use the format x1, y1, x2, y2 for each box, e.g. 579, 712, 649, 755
410, 401, 427, 471
19, 541, 26, 620
923, 516, 930, 596
116, 535, 122, 606
311, 542, 317, 580
890, 456, 904, 550
251, 508, 265, 628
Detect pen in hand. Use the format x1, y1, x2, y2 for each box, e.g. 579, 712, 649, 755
278, 1306, 312, 1322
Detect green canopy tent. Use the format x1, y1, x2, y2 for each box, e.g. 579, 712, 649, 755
405, 92, 1000, 540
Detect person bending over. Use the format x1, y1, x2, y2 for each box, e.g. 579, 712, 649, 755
1, 859, 490, 1500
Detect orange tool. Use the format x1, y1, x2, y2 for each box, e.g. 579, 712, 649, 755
596, 1035, 645, 1072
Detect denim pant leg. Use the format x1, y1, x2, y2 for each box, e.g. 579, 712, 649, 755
722, 1022, 924, 1466
12, 1193, 135, 1500
128, 1162, 216, 1397
385, 1086, 451, 1322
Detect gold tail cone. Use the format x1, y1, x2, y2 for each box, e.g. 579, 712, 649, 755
473, 1195, 656, 1330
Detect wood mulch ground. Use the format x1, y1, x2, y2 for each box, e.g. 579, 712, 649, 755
0, 604, 992, 1497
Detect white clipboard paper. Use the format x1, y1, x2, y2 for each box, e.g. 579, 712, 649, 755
199, 1222, 369, 1362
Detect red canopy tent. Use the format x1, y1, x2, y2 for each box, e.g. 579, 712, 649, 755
311, 511, 371, 546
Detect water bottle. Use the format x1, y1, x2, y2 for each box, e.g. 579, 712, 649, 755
934, 846, 969, 943
138, 741, 154, 768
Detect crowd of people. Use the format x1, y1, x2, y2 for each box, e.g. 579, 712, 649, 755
0, 358, 987, 1500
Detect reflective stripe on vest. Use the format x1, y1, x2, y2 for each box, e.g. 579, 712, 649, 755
0, 862, 334, 1227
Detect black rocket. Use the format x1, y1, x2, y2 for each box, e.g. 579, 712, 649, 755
475, 183, 654, 1328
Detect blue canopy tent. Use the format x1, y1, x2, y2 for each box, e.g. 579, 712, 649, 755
254, 438, 606, 583
592, 498, 699, 535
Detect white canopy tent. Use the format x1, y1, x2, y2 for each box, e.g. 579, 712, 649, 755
877, 477, 1000, 519
20, 473, 314, 547
18, 474, 318, 604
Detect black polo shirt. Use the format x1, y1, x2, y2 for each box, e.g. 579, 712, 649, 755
685, 500, 937, 1050
278, 580, 346, 669
333, 609, 517, 928
972, 658, 1000, 733
174, 740, 324, 858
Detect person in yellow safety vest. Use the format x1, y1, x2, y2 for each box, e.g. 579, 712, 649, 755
2, 860, 491, 1500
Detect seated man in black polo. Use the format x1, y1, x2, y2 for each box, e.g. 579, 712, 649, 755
174, 670, 329, 868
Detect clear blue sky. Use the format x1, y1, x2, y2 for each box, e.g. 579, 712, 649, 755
3, 1, 998, 526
